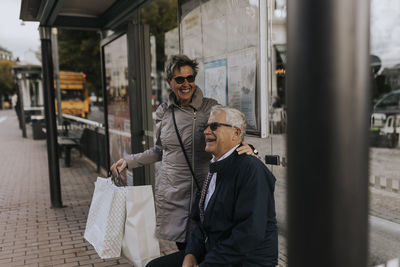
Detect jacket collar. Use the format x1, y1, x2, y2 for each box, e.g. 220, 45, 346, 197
209, 144, 242, 174
167, 86, 203, 110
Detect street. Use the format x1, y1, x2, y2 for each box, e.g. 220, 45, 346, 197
267, 145, 400, 266
369, 147, 400, 265
369, 214, 400, 265
87, 104, 105, 123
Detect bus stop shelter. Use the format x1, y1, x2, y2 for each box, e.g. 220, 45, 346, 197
19, 0, 370, 266
19, 0, 155, 209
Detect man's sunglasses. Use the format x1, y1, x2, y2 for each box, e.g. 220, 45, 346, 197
173, 75, 195, 84
205, 122, 234, 131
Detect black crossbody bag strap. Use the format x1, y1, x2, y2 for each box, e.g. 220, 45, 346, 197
171, 106, 201, 192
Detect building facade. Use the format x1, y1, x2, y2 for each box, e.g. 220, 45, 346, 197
0, 46, 13, 61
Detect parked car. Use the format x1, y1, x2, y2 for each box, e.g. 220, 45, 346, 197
370, 113, 400, 148
373, 89, 400, 115
370, 90, 400, 148
371, 112, 386, 129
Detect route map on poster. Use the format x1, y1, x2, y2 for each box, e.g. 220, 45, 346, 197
204, 58, 227, 105
227, 48, 257, 129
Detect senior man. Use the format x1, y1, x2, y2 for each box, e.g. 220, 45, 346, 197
147, 106, 278, 267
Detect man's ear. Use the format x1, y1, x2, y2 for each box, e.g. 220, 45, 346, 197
233, 128, 241, 140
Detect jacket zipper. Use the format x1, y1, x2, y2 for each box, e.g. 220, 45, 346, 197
189, 110, 197, 215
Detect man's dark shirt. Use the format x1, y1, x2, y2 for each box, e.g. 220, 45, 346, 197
185, 150, 278, 267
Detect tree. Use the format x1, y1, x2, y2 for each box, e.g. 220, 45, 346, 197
57, 29, 101, 97
56, 0, 177, 96
140, 0, 178, 71
0, 60, 16, 97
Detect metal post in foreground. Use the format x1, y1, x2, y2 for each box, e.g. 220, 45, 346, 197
287, 0, 370, 266
51, 27, 63, 125
16, 75, 27, 138
95, 127, 101, 173
40, 26, 63, 208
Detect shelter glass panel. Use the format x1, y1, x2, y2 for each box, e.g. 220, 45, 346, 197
104, 34, 132, 165
367, 0, 400, 265
140, 0, 179, 109
179, 0, 260, 132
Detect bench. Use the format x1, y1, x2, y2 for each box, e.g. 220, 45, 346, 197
58, 129, 84, 167
31, 115, 46, 140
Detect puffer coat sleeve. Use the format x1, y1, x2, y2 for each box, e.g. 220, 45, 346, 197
123, 103, 167, 169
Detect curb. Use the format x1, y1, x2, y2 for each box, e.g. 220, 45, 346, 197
374, 257, 399, 267
370, 176, 400, 194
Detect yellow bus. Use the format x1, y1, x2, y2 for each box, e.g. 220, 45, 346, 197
55, 71, 91, 118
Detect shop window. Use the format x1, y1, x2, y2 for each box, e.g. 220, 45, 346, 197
274, 44, 286, 107
274, 0, 286, 18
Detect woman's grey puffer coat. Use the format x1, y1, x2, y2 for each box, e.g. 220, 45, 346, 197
124, 87, 218, 242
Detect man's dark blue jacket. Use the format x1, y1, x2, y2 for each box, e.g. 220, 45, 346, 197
185, 150, 278, 267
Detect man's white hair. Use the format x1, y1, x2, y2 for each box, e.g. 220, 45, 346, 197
210, 105, 246, 141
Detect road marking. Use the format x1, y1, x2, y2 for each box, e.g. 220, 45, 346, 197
387, 258, 399, 267
370, 215, 400, 234
375, 258, 399, 267
370, 216, 400, 267
0, 116, 7, 123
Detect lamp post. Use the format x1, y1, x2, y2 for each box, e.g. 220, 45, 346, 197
16, 72, 27, 138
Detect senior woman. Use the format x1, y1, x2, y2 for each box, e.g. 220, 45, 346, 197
111, 54, 254, 250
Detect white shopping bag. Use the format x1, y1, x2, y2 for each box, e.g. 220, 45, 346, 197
84, 177, 126, 259
122, 185, 160, 267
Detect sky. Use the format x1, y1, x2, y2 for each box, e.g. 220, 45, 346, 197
0, 0, 40, 65
370, 0, 400, 70
0, 0, 398, 70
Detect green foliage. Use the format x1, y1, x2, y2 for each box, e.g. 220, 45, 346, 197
56, 0, 177, 95
57, 29, 101, 96
0, 60, 16, 96
140, 0, 178, 71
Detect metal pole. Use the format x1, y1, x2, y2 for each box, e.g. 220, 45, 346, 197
40, 26, 63, 208
95, 127, 101, 173
51, 27, 63, 125
17, 75, 27, 138
286, 0, 370, 266
127, 23, 148, 186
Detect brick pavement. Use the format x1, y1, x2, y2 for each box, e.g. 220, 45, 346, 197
0, 109, 287, 267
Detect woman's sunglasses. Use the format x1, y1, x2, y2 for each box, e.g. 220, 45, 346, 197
205, 122, 234, 131
173, 75, 195, 84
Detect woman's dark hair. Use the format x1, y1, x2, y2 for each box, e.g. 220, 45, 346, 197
165, 54, 199, 81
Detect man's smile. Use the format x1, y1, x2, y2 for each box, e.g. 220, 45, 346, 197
206, 137, 216, 143
179, 88, 191, 94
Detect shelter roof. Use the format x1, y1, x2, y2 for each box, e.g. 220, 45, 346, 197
20, 0, 144, 30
